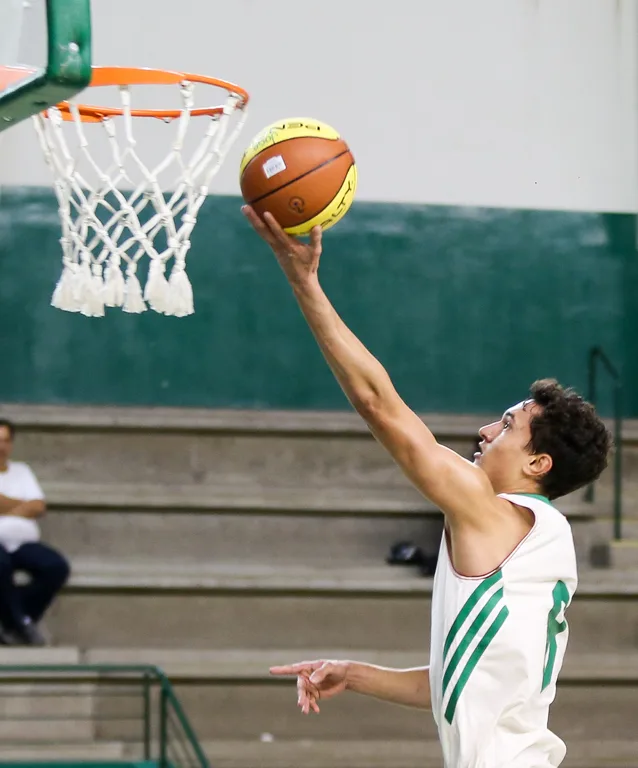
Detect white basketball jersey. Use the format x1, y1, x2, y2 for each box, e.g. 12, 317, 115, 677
429, 493, 578, 768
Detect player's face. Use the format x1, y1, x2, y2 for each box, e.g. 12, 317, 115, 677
474, 400, 541, 490
0, 426, 13, 466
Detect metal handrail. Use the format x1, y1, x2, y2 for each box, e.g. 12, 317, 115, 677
0, 663, 210, 768
584, 346, 623, 540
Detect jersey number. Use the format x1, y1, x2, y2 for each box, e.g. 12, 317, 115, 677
542, 580, 570, 691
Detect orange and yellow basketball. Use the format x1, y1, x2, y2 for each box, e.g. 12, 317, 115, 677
239, 118, 357, 235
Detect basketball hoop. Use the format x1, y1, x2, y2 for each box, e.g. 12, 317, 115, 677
3, 65, 249, 317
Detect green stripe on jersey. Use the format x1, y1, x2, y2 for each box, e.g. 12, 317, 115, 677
442, 586, 504, 695
444, 604, 510, 724
443, 569, 502, 661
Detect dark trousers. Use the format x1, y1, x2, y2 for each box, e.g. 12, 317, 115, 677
0, 542, 70, 631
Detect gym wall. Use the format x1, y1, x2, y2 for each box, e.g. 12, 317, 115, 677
0, 0, 636, 414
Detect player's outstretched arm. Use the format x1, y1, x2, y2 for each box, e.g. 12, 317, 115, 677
269, 659, 431, 714
243, 207, 499, 526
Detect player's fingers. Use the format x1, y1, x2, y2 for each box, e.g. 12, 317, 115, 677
262, 212, 298, 247
309, 662, 334, 686
270, 662, 318, 676
297, 688, 309, 712
309, 225, 322, 254
241, 205, 269, 233
298, 681, 311, 714
301, 681, 320, 714
297, 673, 321, 711
301, 692, 319, 715
298, 675, 320, 700
242, 206, 278, 245
270, 665, 298, 676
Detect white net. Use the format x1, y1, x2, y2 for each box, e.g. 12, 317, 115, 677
32, 78, 247, 317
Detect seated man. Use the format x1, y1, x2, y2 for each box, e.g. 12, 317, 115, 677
0, 418, 70, 645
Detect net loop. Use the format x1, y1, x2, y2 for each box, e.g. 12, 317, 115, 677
32, 67, 249, 316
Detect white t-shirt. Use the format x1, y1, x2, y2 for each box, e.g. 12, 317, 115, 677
0, 461, 45, 552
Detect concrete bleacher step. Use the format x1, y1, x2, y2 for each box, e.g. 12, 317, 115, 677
7, 403, 636, 509
0, 743, 125, 761
83, 648, 638, 682
42, 482, 431, 513
39, 482, 607, 566
0, 646, 80, 664
5, 404, 637, 553
39, 482, 442, 566
10, 398, 626, 568
0, 403, 490, 438
63, 559, 433, 591
3, 738, 636, 767
196, 739, 638, 768
0, 645, 634, 758
8, 403, 637, 445
0, 404, 465, 433
48, 561, 638, 653
49, 561, 430, 650
197, 740, 443, 768
0, 647, 92, 742
617, 519, 638, 538
40, 480, 610, 519
80, 648, 638, 742
560, 742, 638, 768
0, 687, 95, 742
40, 508, 438, 567
11, 416, 454, 492
84, 648, 429, 678
0, 647, 634, 757
609, 538, 638, 569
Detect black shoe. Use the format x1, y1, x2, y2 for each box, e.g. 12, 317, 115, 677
15, 622, 47, 647
386, 541, 425, 566
0, 628, 20, 645
385, 541, 438, 577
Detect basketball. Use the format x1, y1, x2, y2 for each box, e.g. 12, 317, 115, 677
239, 118, 357, 235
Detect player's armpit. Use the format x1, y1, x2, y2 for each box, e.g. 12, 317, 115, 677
364, 399, 499, 527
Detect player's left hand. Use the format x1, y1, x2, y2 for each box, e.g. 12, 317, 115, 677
269, 658, 349, 715
242, 206, 322, 288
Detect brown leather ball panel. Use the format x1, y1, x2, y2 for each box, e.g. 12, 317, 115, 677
240, 137, 353, 228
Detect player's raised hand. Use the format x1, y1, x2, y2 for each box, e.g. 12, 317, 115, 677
270, 659, 349, 715
242, 206, 322, 288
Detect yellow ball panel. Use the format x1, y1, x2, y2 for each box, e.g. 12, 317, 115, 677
284, 164, 358, 236
239, 117, 342, 177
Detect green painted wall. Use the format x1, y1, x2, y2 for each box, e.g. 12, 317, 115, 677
0, 187, 634, 415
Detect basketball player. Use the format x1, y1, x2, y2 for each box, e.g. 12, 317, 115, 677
242, 207, 611, 768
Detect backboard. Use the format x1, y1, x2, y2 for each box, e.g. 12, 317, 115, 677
0, 0, 91, 132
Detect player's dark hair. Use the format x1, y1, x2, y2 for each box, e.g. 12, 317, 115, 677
527, 379, 611, 500
0, 419, 16, 440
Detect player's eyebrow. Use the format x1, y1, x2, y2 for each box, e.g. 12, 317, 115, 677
503, 410, 517, 424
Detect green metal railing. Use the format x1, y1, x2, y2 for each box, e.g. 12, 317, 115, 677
585, 346, 623, 540
0, 664, 209, 768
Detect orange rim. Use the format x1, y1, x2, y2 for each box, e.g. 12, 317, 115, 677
0, 65, 249, 122
0, 65, 39, 89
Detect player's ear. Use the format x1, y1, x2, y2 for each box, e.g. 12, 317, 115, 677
525, 452, 552, 480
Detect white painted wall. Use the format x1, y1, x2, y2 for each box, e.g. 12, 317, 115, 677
0, 0, 636, 211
